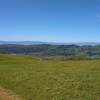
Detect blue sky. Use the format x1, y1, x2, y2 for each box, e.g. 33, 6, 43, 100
0, 0, 99, 42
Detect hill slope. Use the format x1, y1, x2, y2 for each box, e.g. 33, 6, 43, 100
0, 54, 100, 99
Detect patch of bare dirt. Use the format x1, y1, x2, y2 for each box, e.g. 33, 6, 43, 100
0, 86, 23, 100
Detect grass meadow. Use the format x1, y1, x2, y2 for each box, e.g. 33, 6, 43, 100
0, 54, 100, 100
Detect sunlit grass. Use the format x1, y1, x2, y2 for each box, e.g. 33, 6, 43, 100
0, 54, 100, 100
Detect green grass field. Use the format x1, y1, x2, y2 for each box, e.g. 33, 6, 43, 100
0, 54, 100, 100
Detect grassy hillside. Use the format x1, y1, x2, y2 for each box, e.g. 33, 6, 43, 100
0, 54, 100, 100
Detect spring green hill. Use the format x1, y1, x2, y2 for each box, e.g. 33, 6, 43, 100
0, 54, 100, 100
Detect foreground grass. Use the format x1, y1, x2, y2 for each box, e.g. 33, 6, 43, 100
0, 54, 100, 100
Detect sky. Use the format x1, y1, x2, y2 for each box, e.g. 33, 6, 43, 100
0, 0, 99, 42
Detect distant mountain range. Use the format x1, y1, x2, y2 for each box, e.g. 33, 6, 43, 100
0, 41, 99, 46
0, 41, 47, 45
0, 43, 100, 58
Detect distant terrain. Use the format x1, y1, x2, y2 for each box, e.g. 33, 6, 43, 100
0, 41, 99, 45
0, 43, 100, 59
0, 41, 47, 45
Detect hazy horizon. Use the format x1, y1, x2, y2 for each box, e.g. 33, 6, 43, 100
0, 40, 100, 44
